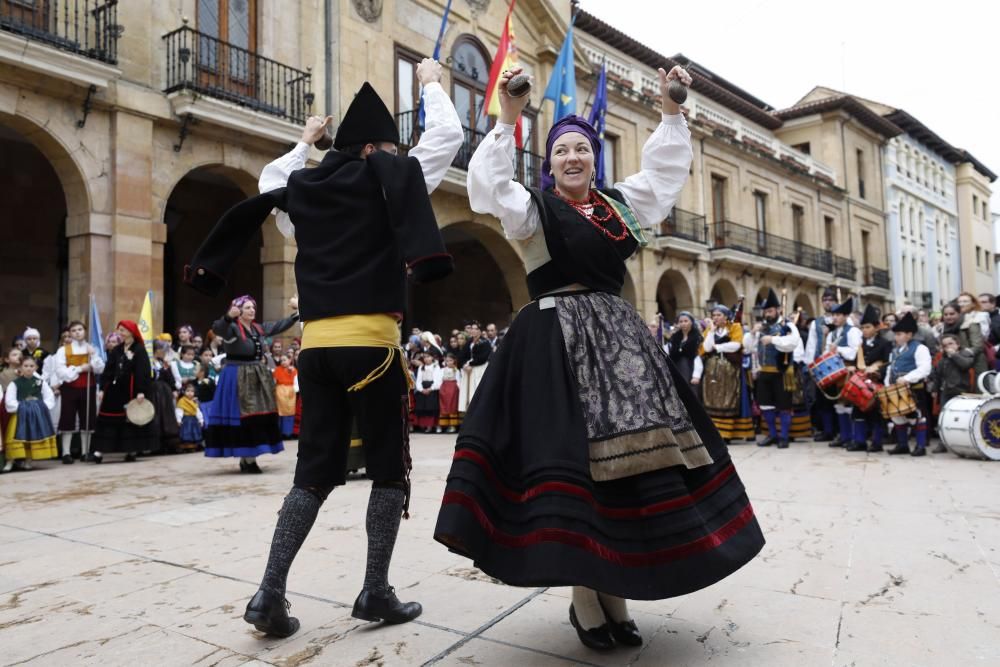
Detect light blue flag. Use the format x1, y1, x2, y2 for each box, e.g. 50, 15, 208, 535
587, 60, 608, 188
543, 20, 577, 120
89, 294, 106, 364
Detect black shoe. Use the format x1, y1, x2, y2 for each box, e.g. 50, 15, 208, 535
569, 604, 615, 651
90, 451, 103, 463
757, 436, 776, 447
888, 444, 910, 455
828, 438, 845, 448
124, 452, 137, 462
845, 442, 867, 452
239, 459, 248, 473
246, 461, 263, 474
244, 589, 300, 638
777, 439, 790, 449
910, 447, 926, 457
352, 587, 422, 624
596, 598, 642, 647
62, 454, 74, 464
814, 432, 835, 442
868, 444, 883, 453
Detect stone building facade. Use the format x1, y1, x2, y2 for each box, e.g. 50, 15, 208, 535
0, 0, 994, 349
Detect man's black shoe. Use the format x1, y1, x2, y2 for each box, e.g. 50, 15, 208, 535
868, 444, 883, 453
244, 589, 300, 638
828, 437, 845, 448
352, 587, 422, 624
757, 436, 776, 447
777, 439, 790, 449
814, 432, 835, 442
888, 444, 910, 455
569, 604, 615, 651
62, 454, 74, 464
910, 447, 926, 457
845, 442, 868, 452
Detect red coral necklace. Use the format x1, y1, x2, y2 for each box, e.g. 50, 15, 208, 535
555, 189, 629, 241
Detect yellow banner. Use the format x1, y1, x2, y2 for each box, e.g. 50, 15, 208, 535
138, 290, 154, 358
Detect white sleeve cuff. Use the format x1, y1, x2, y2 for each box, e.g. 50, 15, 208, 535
661, 113, 686, 125
494, 122, 516, 136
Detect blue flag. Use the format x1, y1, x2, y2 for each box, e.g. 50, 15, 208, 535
587, 61, 608, 188
543, 20, 577, 120
89, 294, 106, 364
418, 0, 453, 130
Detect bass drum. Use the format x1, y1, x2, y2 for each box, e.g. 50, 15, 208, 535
938, 394, 1000, 461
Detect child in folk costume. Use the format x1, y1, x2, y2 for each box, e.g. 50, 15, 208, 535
849, 305, 893, 452
3, 356, 58, 471
171, 345, 199, 387
885, 312, 933, 456
0, 348, 22, 441
752, 289, 801, 449
272, 353, 298, 439
21, 327, 49, 367
930, 333, 975, 453
824, 297, 862, 448
52, 321, 105, 464
176, 381, 205, 452
413, 353, 442, 433
437, 354, 461, 433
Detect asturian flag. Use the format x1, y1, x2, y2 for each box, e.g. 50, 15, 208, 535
543, 17, 577, 120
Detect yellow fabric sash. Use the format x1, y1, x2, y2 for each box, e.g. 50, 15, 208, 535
301, 314, 412, 391
177, 395, 199, 417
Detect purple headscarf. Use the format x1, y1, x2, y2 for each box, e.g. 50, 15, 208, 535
232, 295, 256, 312
541, 115, 602, 191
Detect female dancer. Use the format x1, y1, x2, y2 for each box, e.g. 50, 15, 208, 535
205, 295, 298, 473
667, 311, 703, 395
434, 66, 764, 650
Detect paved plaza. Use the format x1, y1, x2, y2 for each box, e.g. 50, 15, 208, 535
1, 434, 998, 666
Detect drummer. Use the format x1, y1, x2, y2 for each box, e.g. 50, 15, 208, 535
825, 297, 862, 448
804, 287, 839, 442
753, 289, 800, 449
848, 304, 893, 452
885, 312, 932, 457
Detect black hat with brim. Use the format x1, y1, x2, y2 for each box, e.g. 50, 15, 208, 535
892, 312, 918, 333
334, 82, 400, 149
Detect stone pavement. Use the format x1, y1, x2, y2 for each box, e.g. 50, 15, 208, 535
1, 435, 998, 667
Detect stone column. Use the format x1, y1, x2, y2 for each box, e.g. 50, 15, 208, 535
260, 221, 298, 331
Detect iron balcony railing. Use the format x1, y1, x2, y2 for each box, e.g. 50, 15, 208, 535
397, 110, 544, 188
163, 25, 314, 124
1, 0, 119, 64
865, 267, 891, 289
710, 221, 833, 273
656, 207, 707, 244
834, 255, 857, 281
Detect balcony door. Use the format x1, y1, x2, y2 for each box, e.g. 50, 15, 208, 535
451, 36, 492, 150
198, 0, 258, 99
1, 0, 49, 34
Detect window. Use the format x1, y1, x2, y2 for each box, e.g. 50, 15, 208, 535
792, 204, 804, 243
918, 211, 924, 240
602, 133, 618, 186
861, 230, 871, 277
976, 245, 982, 267
856, 148, 866, 199
984, 201, 989, 219
987, 251, 992, 272
792, 142, 810, 155
974, 194, 979, 217
197, 0, 257, 87
394, 46, 422, 115
451, 36, 492, 134
753, 191, 767, 252
824, 215, 834, 250
711, 175, 727, 223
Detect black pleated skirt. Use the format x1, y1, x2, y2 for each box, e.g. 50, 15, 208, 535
433, 293, 765, 600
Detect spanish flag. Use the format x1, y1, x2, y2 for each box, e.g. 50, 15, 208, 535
138, 290, 154, 359
483, 0, 523, 147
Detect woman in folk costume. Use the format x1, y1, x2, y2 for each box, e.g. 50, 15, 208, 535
51, 320, 105, 464
434, 66, 764, 651
150, 340, 182, 454
458, 321, 491, 413
437, 353, 461, 433
700, 305, 754, 442
187, 59, 463, 636
91, 321, 159, 462
885, 312, 932, 456
205, 296, 299, 473
823, 297, 862, 448
3, 355, 58, 471
272, 352, 298, 439
667, 311, 703, 395
849, 304, 893, 453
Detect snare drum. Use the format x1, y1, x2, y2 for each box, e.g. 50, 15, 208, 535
876, 383, 917, 420
841, 371, 880, 412
809, 351, 848, 390
938, 394, 1000, 461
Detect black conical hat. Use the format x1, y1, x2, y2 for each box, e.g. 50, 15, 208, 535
758, 288, 780, 310
334, 82, 400, 149
832, 297, 853, 315
892, 312, 918, 333
860, 304, 881, 326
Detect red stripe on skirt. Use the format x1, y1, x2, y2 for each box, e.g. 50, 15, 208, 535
442, 490, 756, 566
453, 449, 736, 519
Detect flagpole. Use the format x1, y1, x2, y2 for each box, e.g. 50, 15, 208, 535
85, 294, 92, 453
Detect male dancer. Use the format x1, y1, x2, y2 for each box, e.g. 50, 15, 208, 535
804, 287, 838, 440
848, 304, 892, 452
51, 321, 105, 463
753, 289, 800, 449
186, 58, 462, 637
824, 297, 861, 447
